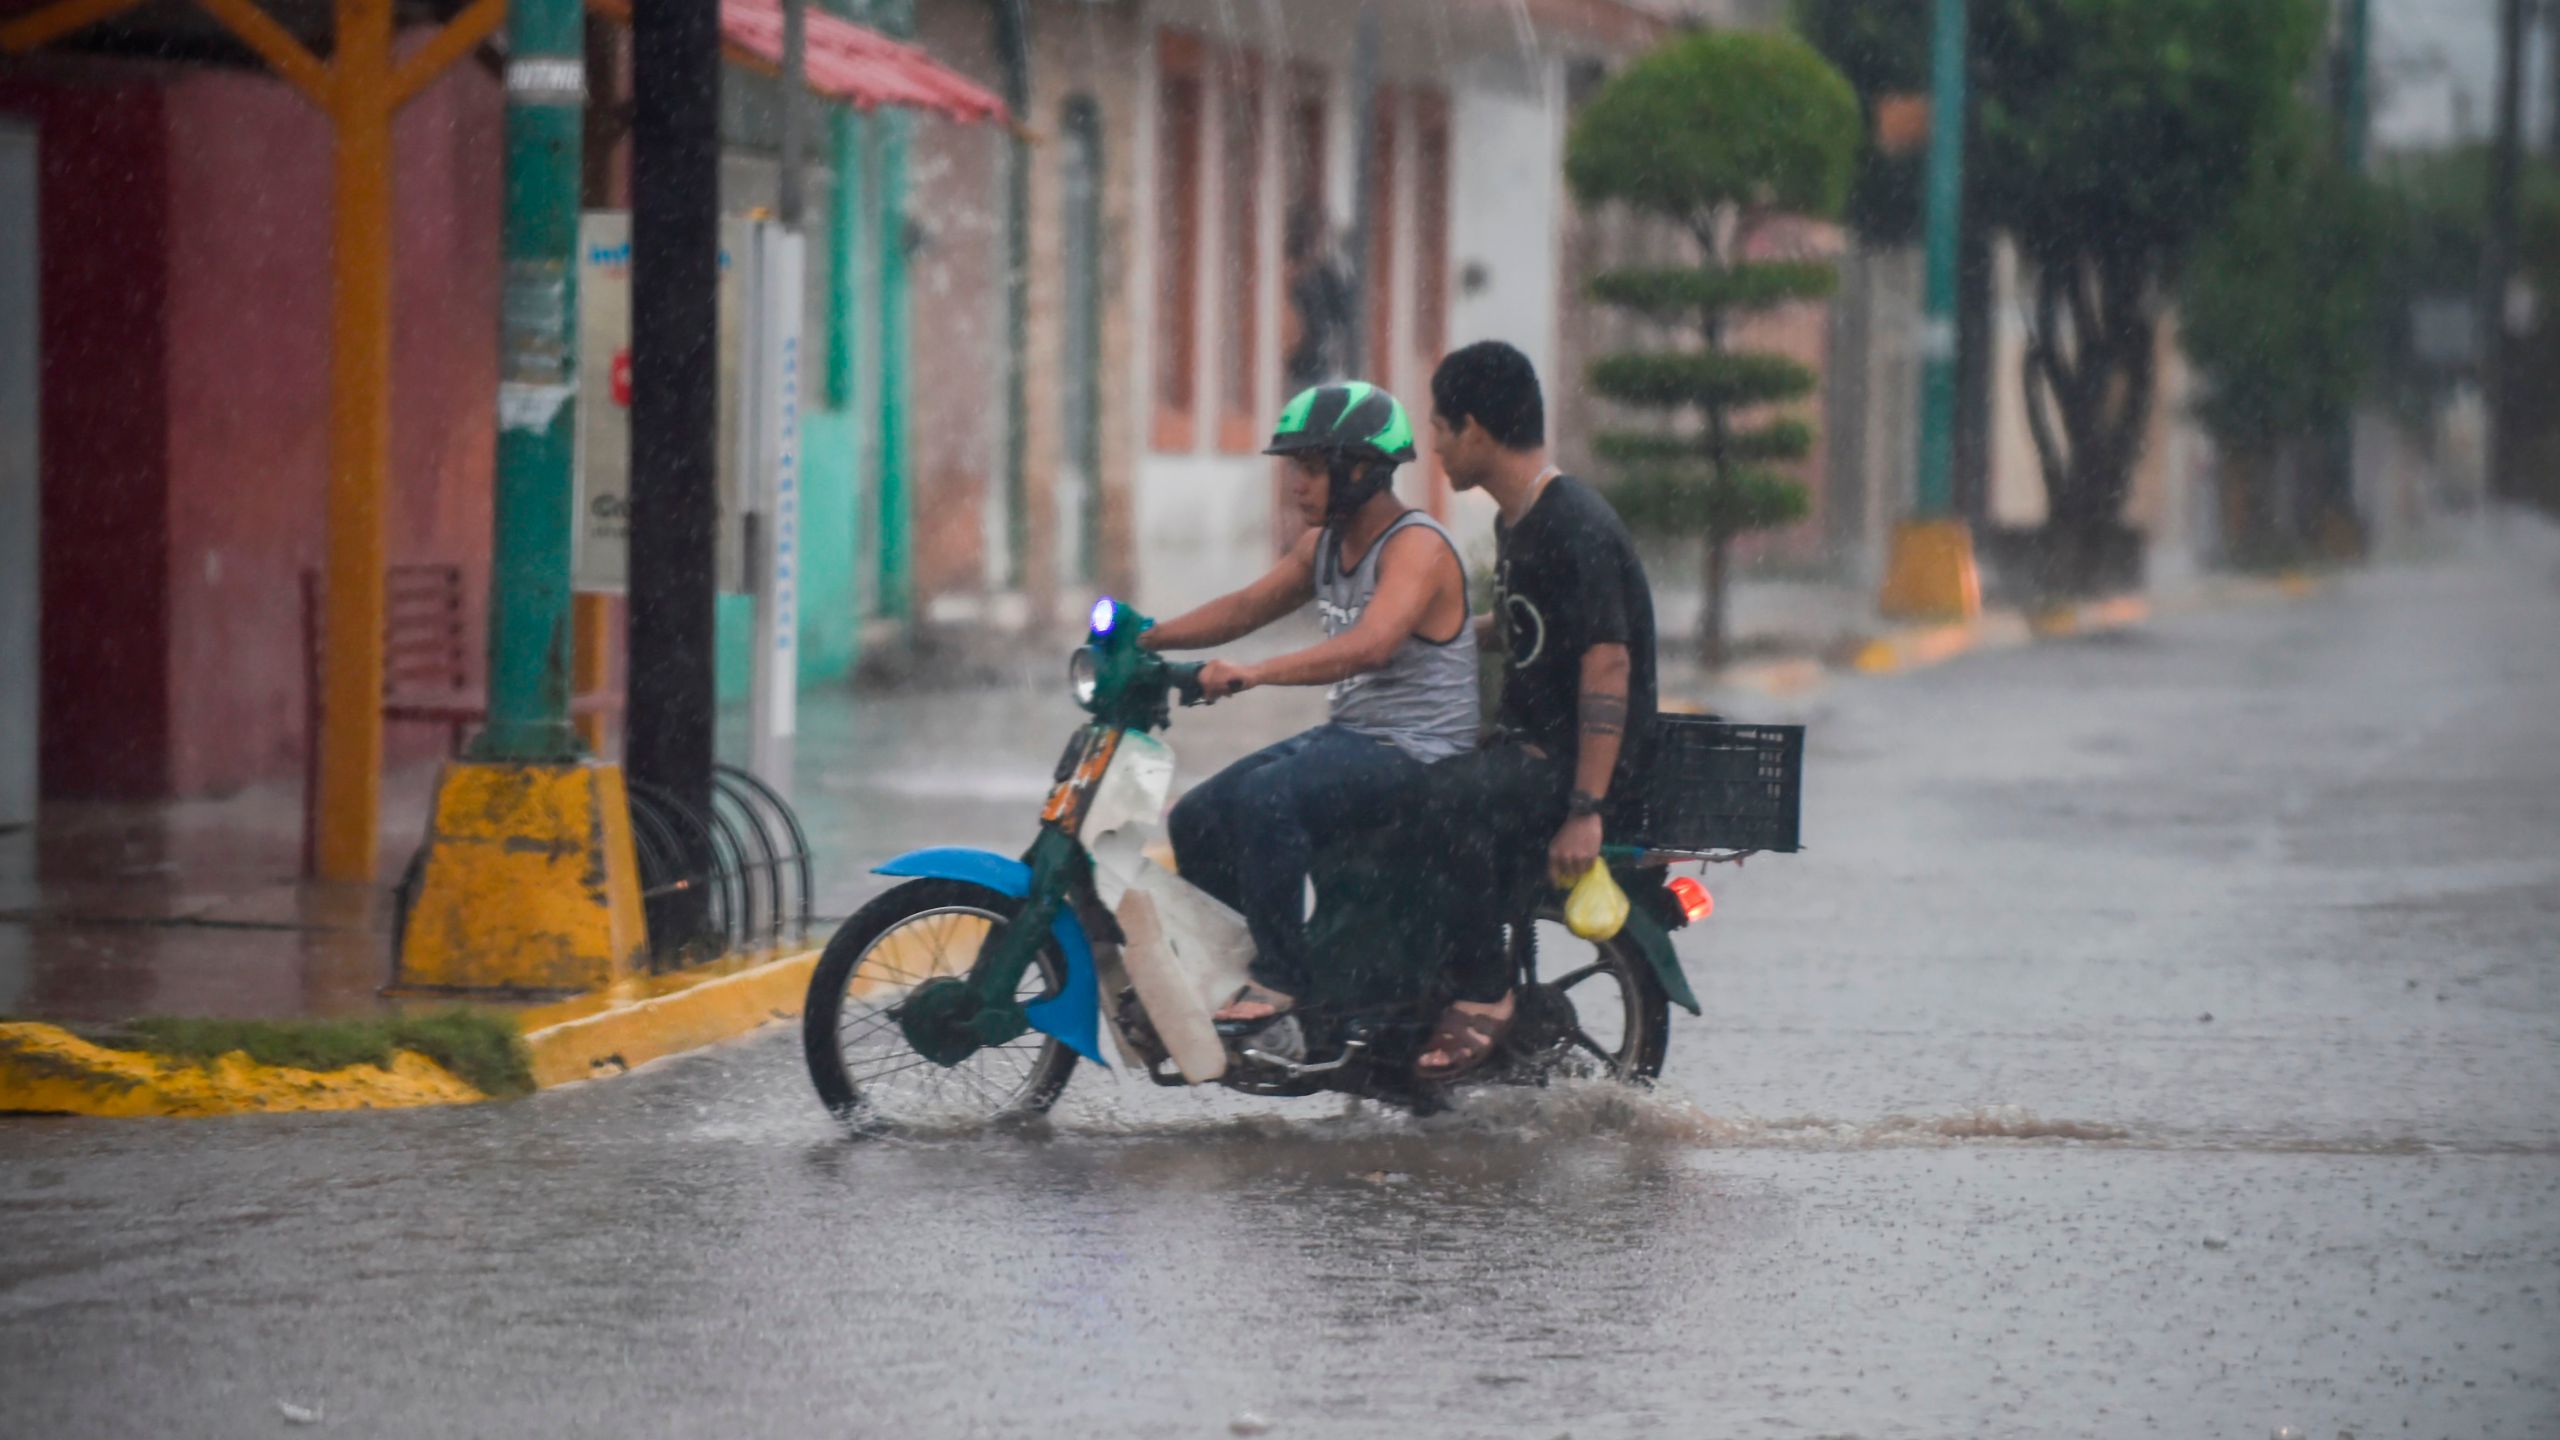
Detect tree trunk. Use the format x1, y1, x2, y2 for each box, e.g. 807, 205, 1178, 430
2217, 443, 2280, 569
1699, 531, 1729, 669
2020, 254, 2160, 598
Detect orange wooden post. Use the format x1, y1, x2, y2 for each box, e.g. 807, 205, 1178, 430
573, 592, 614, 753
307, 0, 399, 882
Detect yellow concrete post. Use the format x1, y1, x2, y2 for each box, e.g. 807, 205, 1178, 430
396, 761, 650, 993
308, 0, 397, 883
1878, 518, 1983, 623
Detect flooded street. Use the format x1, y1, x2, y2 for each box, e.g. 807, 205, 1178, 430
6, 534, 2558, 1438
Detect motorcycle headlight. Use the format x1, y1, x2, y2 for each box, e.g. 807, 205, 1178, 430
1068, 647, 1100, 708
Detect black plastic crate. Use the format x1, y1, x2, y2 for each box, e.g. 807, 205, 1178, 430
1639, 717, 1804, 853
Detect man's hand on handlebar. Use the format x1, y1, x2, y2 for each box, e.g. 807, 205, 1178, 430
1197, 659, 1259, 702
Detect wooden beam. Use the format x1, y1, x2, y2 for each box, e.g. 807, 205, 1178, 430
389, 0, 507, 110
190, 0, 332, 107
309, 0, 397, 881
0, 0, 153, 54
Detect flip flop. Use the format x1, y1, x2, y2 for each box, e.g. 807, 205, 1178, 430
1213, 984, 1295, 1027
1414, 1000, 1515, 1080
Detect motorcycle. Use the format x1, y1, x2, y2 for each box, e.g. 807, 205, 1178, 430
800, 597, 1801, 1134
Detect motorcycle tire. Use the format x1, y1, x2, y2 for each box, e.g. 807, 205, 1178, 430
802, 877, 1080, 1135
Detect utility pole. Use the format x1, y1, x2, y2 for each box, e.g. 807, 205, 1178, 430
1914, 0, 1964, 520
2547, 0, 2560, 158
2482, 0, 2528, 503
628, 0, 723, 841
779, 0, 806, 227
475, 0, 586, 761
874, 0, 916, 621
396, 0, 650, 992
1879, 0, 1981, 619
2318, 0, 2373, 553
2337, 0, 2371, 175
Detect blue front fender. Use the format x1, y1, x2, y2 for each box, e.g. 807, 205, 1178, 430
873, 847, 1106, 1066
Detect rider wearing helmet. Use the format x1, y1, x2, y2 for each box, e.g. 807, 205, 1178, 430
1138, 381, 1480, 1027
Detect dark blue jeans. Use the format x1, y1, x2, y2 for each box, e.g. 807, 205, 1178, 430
1167, 724, 1424, 997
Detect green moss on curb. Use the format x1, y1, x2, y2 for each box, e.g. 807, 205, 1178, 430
92, 1011, 535, 1099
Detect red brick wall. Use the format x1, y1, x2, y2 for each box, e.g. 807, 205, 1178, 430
0, 73, 173, 800
4, 54, 503, 800
907, 1, 1005, 604
158, 64, 503, 795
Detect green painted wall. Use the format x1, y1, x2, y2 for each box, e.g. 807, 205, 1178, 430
715, 406, 861, 704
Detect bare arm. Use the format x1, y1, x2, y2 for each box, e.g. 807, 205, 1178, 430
1570, 643, 1630, 802
1548, 642, 1630, 882
1141, 532, 1318, 651
1220, 528, 1459, 691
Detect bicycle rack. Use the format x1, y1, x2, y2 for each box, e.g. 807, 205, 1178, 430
389, 765, 816, 981
627, 766, 815, 971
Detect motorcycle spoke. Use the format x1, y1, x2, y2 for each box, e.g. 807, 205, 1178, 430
850, 1052, 947, 1084
1549, 961, 1611, 993
1568, 1026, 1621, 1071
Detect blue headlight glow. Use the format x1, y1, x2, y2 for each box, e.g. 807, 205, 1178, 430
1089, 597, 1117, 636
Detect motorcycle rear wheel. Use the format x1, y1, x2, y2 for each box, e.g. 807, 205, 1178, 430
801, 878, 1078, 1135
1514, 911, 1671, 1082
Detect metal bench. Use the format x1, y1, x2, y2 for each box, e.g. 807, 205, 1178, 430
301, 563, 618, 872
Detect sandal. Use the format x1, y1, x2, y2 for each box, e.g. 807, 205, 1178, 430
1414, 995, 1516, 1080
1214, 984, 1295, 1027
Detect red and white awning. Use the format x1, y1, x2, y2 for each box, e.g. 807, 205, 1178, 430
586, 0, 1011, 128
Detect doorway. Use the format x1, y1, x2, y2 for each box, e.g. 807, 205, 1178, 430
0, 121, 37, 831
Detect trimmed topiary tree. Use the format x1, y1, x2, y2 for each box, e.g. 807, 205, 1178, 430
1566, 29, 1859, 666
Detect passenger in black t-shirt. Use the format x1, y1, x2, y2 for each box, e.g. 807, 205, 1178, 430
1408, 341, 1660, 1078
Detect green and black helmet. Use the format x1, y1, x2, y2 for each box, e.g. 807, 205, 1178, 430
1264, 380, 1417, 468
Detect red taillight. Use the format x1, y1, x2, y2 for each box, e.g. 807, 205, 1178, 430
1669, 875, 1714, 922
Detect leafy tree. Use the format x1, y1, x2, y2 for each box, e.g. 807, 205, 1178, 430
1565, 29, 1858, 665
2179, 106, 2387, 565
1804, 0, 2326, 593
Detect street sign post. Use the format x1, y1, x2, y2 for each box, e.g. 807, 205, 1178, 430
747, 224, 805, 795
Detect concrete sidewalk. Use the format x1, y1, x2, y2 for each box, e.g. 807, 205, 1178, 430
0, 765, 441, 1024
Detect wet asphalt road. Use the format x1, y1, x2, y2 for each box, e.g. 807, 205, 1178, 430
5, 525, 2558, 1439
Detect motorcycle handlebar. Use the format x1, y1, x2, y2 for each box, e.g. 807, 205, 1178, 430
1164, 660, 1208, 706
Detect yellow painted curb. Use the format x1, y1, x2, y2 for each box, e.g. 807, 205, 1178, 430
520, 947, 821, 1088
2028, 595, 2153, 638
0, 1022, 485, 1117
1848, 611, 2032, 674
1714, 656, 1827, 697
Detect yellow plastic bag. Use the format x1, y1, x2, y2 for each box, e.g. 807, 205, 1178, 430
1563, 861, 1629, 941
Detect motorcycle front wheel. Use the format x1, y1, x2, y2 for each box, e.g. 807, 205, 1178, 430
801, 877, 1078, 1136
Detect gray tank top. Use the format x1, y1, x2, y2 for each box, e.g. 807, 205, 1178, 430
1316, 510, 1480, 763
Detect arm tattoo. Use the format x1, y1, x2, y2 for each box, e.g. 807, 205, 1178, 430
1578, 691, 1627, 738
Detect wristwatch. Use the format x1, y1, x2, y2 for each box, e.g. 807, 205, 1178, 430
1567, 789, 1604, 819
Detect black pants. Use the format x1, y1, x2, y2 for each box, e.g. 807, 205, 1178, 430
1412, 739, 1573, 1004
1167, 724, 1425, 997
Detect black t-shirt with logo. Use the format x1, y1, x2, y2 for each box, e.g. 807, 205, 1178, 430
1493, 475, 1658, 820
